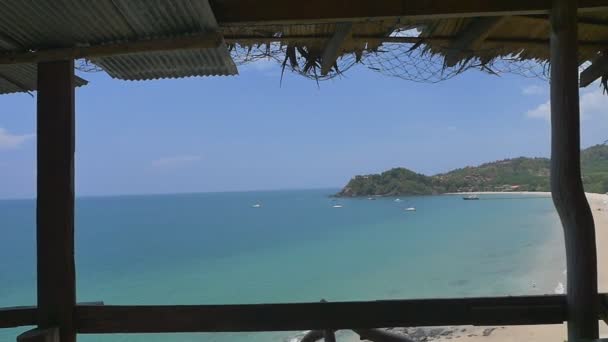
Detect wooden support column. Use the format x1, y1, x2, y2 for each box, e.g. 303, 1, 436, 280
550, 0, 599, 340
36, 60, 76, 342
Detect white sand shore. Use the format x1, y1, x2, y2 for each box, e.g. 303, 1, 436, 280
444, 192, 552, 196
344, 192, 608, 342
433, 192, 608, 342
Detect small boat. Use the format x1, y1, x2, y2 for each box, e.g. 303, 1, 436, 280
332, 204, 344, 208
404, 207, 416, 212
251, 203, 262, 208
367, 197, 376, 200
462, 195, 479, 200
394, 198, 402, 202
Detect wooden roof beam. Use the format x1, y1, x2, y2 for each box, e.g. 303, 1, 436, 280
321, 22, 353, 76
212, 0, 608, 25
444, 16, 510, 67
580, 54, 608, 87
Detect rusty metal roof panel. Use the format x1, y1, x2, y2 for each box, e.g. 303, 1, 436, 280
0, 63, 87, 95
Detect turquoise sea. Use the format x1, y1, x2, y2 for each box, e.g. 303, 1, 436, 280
0, 190, 565, 342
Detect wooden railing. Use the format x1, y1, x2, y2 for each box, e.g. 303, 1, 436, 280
0, 294, 587, 332
4, 294, 608, 341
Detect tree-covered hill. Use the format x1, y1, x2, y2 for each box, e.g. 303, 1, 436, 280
336, 144, 608, 197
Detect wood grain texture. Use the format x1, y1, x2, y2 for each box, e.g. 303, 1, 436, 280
0, 306, 37, 329
212, 0, 608, 25
75, 295, 567, 333
550, 0, 600, 340
444, 17, 509, 67
36, 60, 76, 342
580, 54, 608, 87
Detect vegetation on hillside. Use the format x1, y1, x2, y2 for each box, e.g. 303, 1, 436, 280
336, 144, 608, 197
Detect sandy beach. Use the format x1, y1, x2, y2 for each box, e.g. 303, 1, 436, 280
343, 192, 608, 342
436, 192, 608, 342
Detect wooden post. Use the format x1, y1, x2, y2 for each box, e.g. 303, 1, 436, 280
550, 0, 599, 340
36, 60, 76, 342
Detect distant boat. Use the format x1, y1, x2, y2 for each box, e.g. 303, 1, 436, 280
367, 197, 376, 200
394, 198, 402, 202
332, 204, 344, 208
252, 203, 262, 208
405, 207, 416, 212
462, 195, 479, 200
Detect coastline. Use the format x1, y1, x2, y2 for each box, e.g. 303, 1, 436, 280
435, 192, 608, 342
444, 191, 551, 196
342, 192, 608, 342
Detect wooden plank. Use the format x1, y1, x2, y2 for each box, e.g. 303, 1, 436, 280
0, 303, 102, 330
225, 34, 608, 49
2, 31, 607, 66
0, 32, 223, 65
0, 306, 37, 329
75, 295, 567, 333
212, 0, 608, 25
580, 55, 608, 87
36, 60, 76, 342
17, 328, 59, 342
444, 17, 509, 67
321, 22, 353, 76
550, 0, 600, 340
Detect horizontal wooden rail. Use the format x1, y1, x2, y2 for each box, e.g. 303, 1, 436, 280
0, 306, 37, 329
0, 302, 103, 329
2, 33, 608, 66
75, 295, 568, 333
225, 35, 608, 49
213, 0, 608, 25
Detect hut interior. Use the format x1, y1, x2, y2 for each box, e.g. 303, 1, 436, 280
2, 0, 608, 341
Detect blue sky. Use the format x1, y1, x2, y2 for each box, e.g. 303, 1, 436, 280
0, 59, 607, 199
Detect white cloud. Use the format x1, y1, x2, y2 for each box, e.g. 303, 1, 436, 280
0, 128, 34, 149
152, 155, 202, 168
526, 102, 551, 121
522, 84, 546, 96
580, 88, 608, 118
525, 87, 608, 122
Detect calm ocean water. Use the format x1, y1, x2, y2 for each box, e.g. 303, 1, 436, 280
0, 189, 565, 342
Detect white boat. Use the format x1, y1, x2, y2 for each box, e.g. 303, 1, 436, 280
394, 198, 402, 202
462, 195, 479, 200
405, 207, 416, 211
367, 197, 376, 200
332, 204, 344, 208
251, 203, 262, 208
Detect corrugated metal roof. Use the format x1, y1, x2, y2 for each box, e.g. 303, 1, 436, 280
0, 0, 236, 92
0, 64, 87, 95
91, 0, 237, 80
